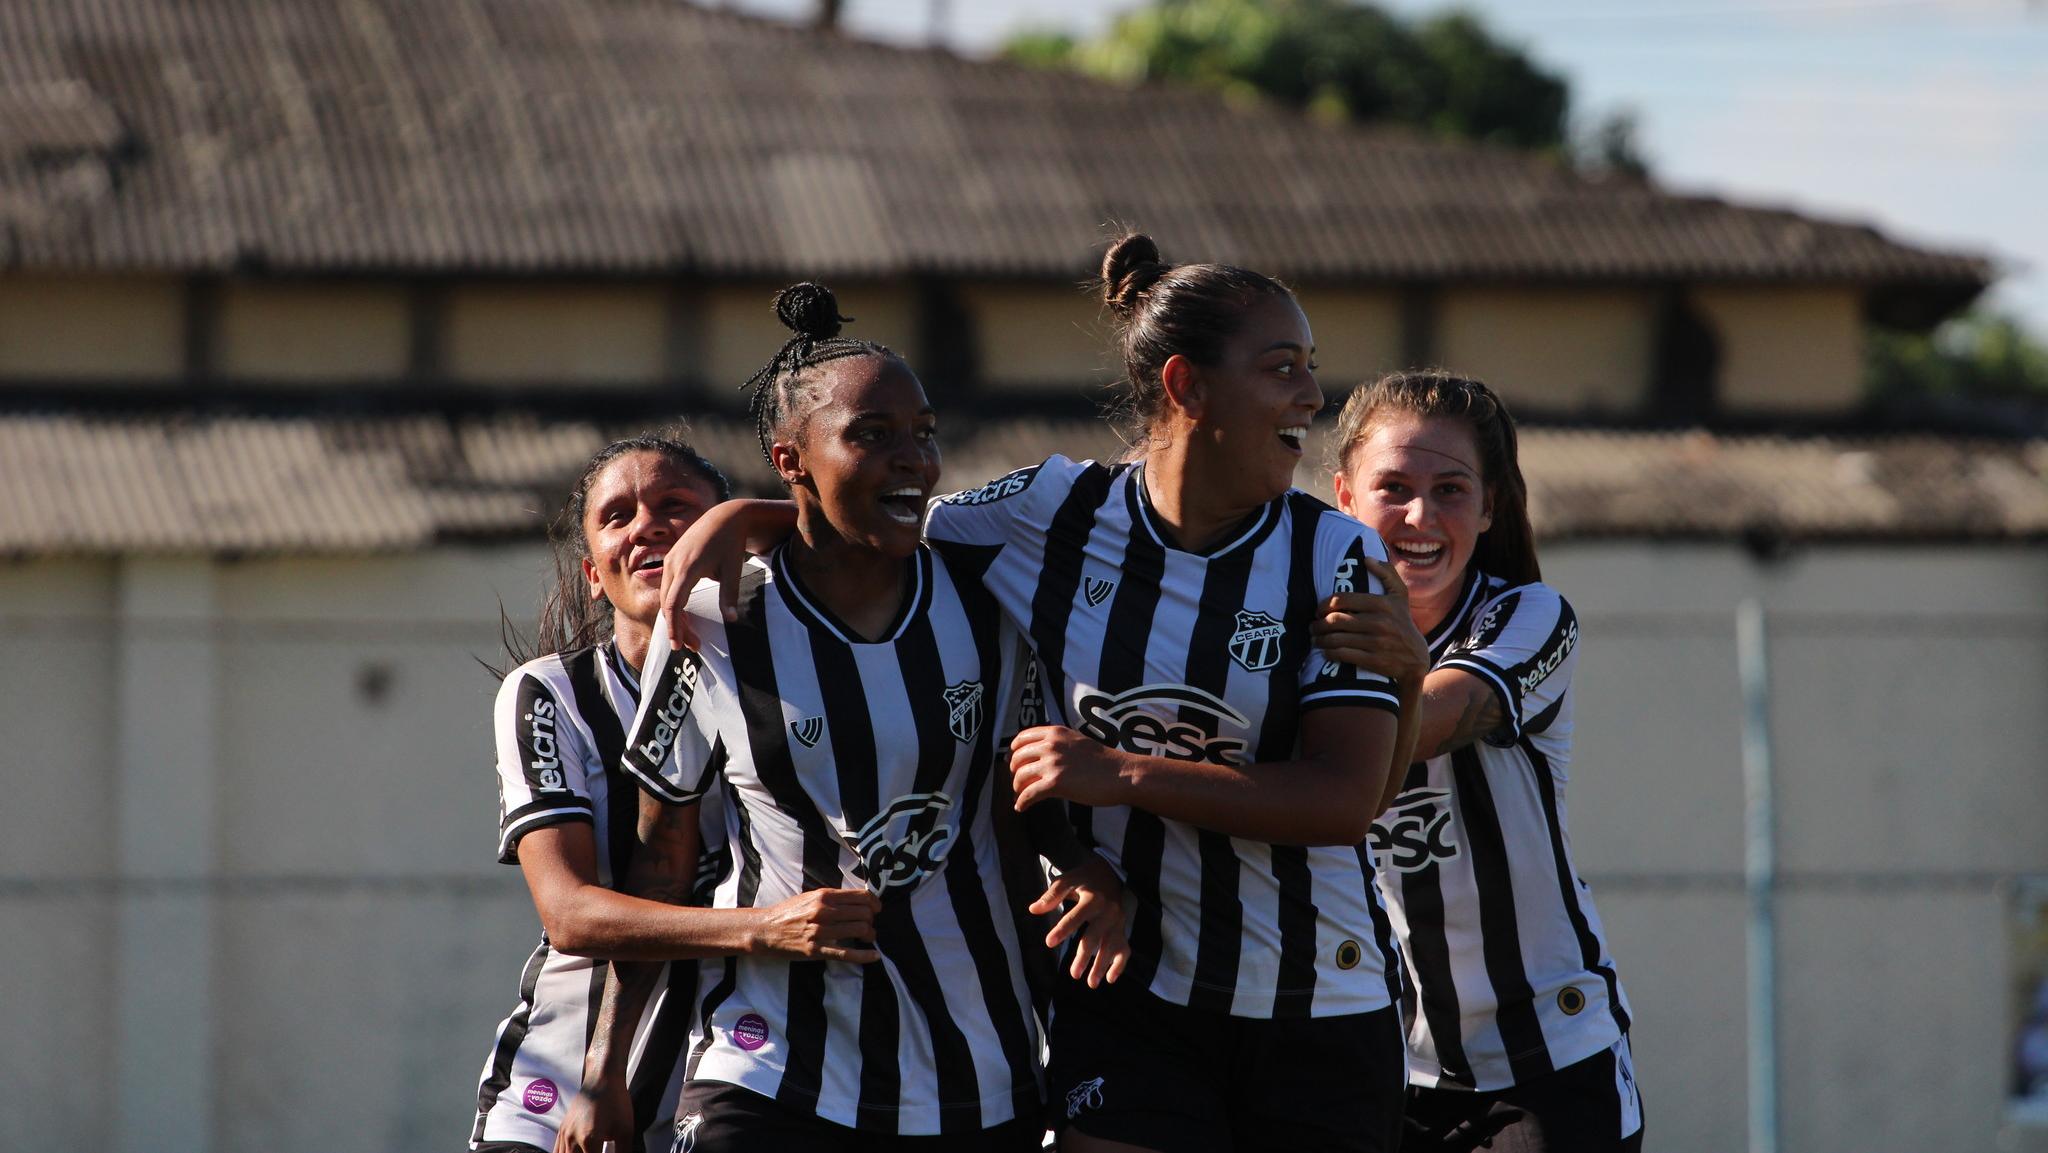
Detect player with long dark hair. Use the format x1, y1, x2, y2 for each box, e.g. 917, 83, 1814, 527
1320, 370, 1642, 1152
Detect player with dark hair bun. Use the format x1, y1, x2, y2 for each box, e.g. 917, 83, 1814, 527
660, 243, 1422, 1152
596, 284, 1128, 1153
1316, 370, 1642, 1151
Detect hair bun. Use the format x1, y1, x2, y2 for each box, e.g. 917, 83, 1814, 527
1101, 233, 1169, 318
772, 282, 850, 340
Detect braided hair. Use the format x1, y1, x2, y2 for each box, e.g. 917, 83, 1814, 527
742, 282, 896, 469
1330, 370, 1541, 586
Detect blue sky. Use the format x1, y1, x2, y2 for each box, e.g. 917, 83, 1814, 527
729, 0, 2048, 339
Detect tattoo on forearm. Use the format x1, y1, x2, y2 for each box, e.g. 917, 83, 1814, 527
1426, 692, 1504, 758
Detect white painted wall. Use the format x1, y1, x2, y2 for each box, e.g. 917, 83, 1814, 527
2, 540, 2044, 1153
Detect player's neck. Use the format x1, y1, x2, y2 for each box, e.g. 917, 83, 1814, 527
1408, 576, 1465, 638
613, 614, 652, 672
1142, 443, 1265, 554
787, 527, 908, 642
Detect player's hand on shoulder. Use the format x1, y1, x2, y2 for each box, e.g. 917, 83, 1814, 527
1032, 852, 1131, 989
1010, 725, 1130, 810
661, 499, 776, 650
552, 1074, 631, 1153
1313, 556, 1428, 687
749, 887, 883, 963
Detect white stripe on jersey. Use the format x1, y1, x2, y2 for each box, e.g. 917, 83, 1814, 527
1368, 570, 1632, 1091
473, 642, 729, 1153
925, 455, 1403, 1019
623, 545, 1042, 1135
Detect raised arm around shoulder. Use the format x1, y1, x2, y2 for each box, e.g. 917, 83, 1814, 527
1010, 703, 1399, 846
659, 498, 797, 650
1413, 667, 1509, 761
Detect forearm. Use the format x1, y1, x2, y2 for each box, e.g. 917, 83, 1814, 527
581, 957, 662, 1088
1116, 751, 1380, 846
728, 498, 798, 554
543, 888, 767, 959
1413, 669, 1507, 760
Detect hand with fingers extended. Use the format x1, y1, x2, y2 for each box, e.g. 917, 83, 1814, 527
1311, 556, 1429, 688
552, 1075, 631, 1153
1032, 853, 1130, 989
747, 887, 884, 963
1010, 725, 1134, 812
659, 498, 797, 652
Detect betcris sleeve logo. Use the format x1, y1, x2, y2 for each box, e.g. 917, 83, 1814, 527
1318, 538, 1369, 679
937, 463, 1041, 507
515, 677, 570, 792
1074, 683, 1250, 765
630, 653, 701, 775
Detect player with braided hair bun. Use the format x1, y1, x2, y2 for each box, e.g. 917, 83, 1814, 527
593, 283, 1130, 1152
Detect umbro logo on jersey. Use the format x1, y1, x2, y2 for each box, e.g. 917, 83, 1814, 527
943, 680, 985, 743
1228, 609, 1286, 672
789, 716, 825, 748
1075, 683, 1249, 765
852, 791, 956, 891
1368, 788, 1460, 873
1083, 575, 1116, 607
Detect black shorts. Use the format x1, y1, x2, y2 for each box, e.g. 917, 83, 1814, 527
1045, 974, 1406, 1153
1400, 1036, 1643, 1153
674, 1081, 1045, 1153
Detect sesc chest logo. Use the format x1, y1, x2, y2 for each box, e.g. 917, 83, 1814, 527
1368, 788, 1461, 873
1074, 683, 1249, 765
852, 791, 956, 891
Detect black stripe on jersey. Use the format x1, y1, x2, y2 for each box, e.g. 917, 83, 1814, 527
1450, 746, 1554, 1083
629, 960, 695, 1133
1397, 797, 1474, 1087
568, 648, 641, 1054
473, 940, 551, 1142
687, 957, 740, 1081
1260, 494, 1331, 1017
1027, 462, 1124, 736
1095, 476, 1169, 991
1425, 567, 1488, 657
1179, 527, 1262, 1013
1523, 736, 1631, 1036
511, 672, 576, 795
928, 568, 1042, 1123
726, 567, 838, 1112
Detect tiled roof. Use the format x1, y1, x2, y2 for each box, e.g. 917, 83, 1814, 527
0, 0, 1988, 300
1, 414, 2041, 556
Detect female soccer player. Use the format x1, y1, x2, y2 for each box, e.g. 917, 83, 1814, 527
472, 432, 739, 1153
664, 239, 1419, 1152
618, 284, 1127, 1152
1319, 370, 1642, 1152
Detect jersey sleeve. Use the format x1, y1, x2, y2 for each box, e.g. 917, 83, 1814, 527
1439, 582, 1580, 745
492, 668, 596, 864
621, 609, 725, 805
923, 455, 1075, 549
1298, 521, 1404, 715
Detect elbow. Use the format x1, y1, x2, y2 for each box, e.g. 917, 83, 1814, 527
536, 901, 612, 958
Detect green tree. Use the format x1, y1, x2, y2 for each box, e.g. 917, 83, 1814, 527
1869, 309, 2048, 401
1004, 0, 1629, 162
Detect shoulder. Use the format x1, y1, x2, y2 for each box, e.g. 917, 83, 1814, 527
1470, 579, 1573, 632
931, 454, 1123, 511
1284, 493, 1390, 581
493, 649, 583, 712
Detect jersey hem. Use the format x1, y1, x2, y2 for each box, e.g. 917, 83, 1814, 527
497, 807, 595, 864
686, 1061, 1032, 1134
1406, 1021, 1627, 1092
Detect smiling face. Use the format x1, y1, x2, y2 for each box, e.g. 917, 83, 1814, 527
579, 450, 722, 627
772, 353, 940, 559
1172, 292, 1324, 503
1334, 411, 1493, 629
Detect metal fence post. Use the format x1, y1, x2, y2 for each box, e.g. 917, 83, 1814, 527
1737, 598, 1778, 1153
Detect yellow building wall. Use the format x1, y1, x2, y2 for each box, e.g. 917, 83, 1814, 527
1437, 287, 1657, 412
1689, 286, 1862, 413
958, 283, 1110, 391
1290, 287, 1404, 392
0, 276, 184, 381
698, 282, 918, 389
444, 284, 668, 386
217, 282, 410, 382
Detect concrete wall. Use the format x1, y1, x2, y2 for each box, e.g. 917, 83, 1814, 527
1292, 286, 1405, 391
3, 540, 2043, 1153
1437, 286, 1659, 413
698, 281, 919, 390
444, 284, 670, 387
217, 282, 412, 382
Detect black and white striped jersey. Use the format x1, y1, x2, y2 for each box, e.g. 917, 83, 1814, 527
474, 641, 731, 1153
623, 544, 1042, 1136
1368, 569, 1632, 1091
925, 455, 1404, 1020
